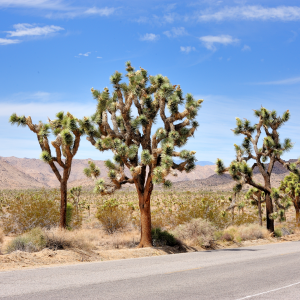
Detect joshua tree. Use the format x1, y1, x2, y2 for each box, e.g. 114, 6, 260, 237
216, 107, 294, 232
70, 186, 82, 215
82, 61, 202, 247
273, 173, 300, 227
245, 187, 265, 226
9, 112, 84, 228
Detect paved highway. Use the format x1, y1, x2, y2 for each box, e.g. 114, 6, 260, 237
1, 241, 300, 299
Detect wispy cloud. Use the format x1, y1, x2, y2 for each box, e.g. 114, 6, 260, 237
180, 46, 196, 54
0, 0, 116, 19
84, 7, 115, 16
6, 23, 64, 37
164, 27, 188, 38
78, 52, 91, 57
140, 33, 159, 42
199, 35, 239, 51
242, 45, 251, 51
0, 0, 64, 9
255, 77, 300, 85
198, 5, 300, 22
0, 38, 20, 45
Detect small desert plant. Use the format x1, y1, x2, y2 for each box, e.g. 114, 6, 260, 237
274, 228, 282, 237
173, 218, 216, 247
1, 191, 60, 234
96, 198, 130, 234
151, 228, 178, 247
5, 227, 47, 254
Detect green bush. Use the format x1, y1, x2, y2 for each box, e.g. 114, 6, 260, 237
96, 198, 130, 234
151, 228, 178, 247
5, 227, 47, 253
274, 228, 282, 237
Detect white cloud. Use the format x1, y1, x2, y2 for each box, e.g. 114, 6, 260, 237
255, 77, 300, 85
0, 0, 63, 9
242, 45, 251, 51
180, 46, 196, 53
164, 27, 188, 38
84, 7, 115, 16
0, 0, 116, 19
199, 34, 239, 51
97, 57, 102, 59
0, 38, 20, 45
198, 5, 300, 22
6, 23, 64, 37
140, 33, 159, 42
79, 52, 91, 57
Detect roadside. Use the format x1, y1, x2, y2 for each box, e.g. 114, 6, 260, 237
1, 232, 299, 272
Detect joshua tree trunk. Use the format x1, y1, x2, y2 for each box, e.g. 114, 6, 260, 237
258, 200, 262, 226
138, 192, 152, 248
295, 203, 300, 228
265, 192, 274, 232
60, 180, 67, 229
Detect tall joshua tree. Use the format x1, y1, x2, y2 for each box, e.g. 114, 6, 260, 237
82, 61, 202, 247
216, 107, 293, 232
9, 112, 84, 228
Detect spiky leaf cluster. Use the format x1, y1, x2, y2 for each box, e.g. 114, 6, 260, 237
82, 62, 202, 194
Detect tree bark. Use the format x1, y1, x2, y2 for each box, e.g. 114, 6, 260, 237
59, 180, 67, 229
258, 200, 262, 227
295, 203, 300, 228
265, 192, 274, 232
138, 192, 152, 248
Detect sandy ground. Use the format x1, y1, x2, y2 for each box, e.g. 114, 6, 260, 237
1, 233, 300, 272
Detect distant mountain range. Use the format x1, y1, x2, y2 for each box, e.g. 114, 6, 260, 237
0, 157, 294, 191
0, 157, 216, 190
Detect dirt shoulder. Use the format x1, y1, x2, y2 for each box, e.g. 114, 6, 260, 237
1, 233, 299, 272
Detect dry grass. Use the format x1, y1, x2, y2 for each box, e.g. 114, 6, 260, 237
172, 218, 216, 247
44, 228, 94, 251
221, 224, 269, 242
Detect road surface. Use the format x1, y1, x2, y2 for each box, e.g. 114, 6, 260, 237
1, 241, 300, 299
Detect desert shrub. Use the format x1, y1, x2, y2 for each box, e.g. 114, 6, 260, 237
237, 224, 269, 240
274, 228, 282, 237
220, 224, 268, 242
44, 228, 92, 251
0, 228, 4, 244
151, 228, 178, 247
221, 232, 234, 242
1, 191, 60, 234
173, 218, 216, 247
5, 227, 47, 254
96, 198, 130, 234
221, 226, 240, 242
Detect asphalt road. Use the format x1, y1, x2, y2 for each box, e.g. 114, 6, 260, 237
1, 241, 300, 300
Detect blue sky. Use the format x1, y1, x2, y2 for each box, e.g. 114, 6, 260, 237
1, 0, 300, 165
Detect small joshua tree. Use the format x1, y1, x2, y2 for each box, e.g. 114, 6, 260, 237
245, 187, 265, 226
273, 173, 300, 227
9, 112, 84, 228
82, 61, 202, 247
70, 186, 82, 215
216, 107, 294, 232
